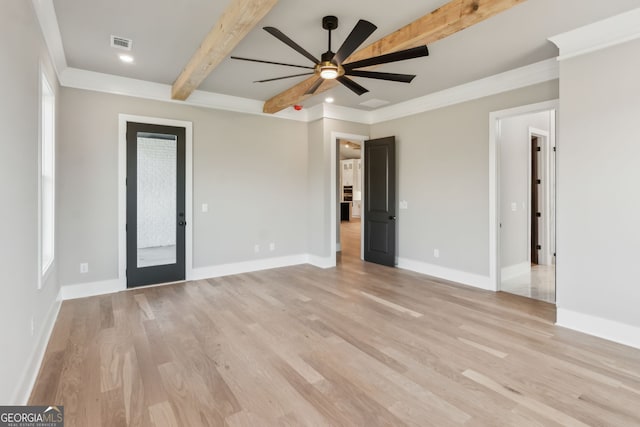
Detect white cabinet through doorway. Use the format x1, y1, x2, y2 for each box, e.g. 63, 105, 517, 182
341, 159, 362, 217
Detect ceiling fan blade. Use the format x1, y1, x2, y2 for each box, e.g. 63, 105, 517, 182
332, 20, 377, 65
337, 76, 369, 96
230, 56, 315, 70
305, 78, 324, 95
264, 27, 320, 65
344, 45, 429, 70
344, 69, 416, 83
254, 72, 315, 83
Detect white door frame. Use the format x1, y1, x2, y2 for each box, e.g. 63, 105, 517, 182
489, 100, 558, 291
118, 114, 194, 289
331, 131, 368, 265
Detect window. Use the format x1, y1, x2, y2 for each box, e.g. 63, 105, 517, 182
40, 72, 55, 285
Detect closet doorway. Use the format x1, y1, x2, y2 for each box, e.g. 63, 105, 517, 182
495, 108, 557, 303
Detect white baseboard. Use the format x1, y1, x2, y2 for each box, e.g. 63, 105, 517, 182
307, 254, 336, 269
13, 292, 62, 404
59, 255, 313, 301
397, 257, 494, 291
501, 262, 531, 281
190, 254, 309, 280
61, 278, 125, 300
556, 308, 640, 350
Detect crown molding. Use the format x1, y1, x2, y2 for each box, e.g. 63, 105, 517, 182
549, 7, 640, 61
60, 68, 309, 121
59, 59, 558, 124
31, 0, 67, 78
322, 103, 371, 124
370, 58, 559, 124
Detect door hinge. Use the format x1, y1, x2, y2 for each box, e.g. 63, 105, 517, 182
536, 212, 542, 217
553, 147, 556, 152
536, 146, 541, 152
537, 179, 541, 184
536, 245, 542, 250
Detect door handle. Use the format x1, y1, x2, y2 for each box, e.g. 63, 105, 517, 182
389, 216, 396, 220
178, 220, 187, 226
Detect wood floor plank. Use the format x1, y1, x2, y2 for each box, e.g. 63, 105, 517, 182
148, 401, 179, 427
28, 220, 640, 426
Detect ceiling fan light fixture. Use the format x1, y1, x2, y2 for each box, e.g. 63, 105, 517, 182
318, 62, 341, 79
320, 67, 338, 79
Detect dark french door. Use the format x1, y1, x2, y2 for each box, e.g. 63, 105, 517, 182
126, 122, 186, 288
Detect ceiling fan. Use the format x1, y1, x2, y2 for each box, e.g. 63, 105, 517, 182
231, 16, 429, 96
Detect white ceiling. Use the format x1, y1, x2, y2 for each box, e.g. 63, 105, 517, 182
53, 0, 640, 111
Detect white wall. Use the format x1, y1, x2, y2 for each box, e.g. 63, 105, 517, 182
58, 88, 309, 286
499, 111, 551, 269
370, 82, 559, 284
557, 38, 640, 337
0, 1, 61, 404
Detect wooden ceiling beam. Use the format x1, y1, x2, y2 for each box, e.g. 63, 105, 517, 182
172, 0, 279, 101
263, 0, 526, 114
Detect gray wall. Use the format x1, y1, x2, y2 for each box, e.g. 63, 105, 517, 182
0, 1, 61, 403
499, 111, 551, 268
58, 88, 308, 285
371, 81, 559, 276
557, 39, 640, 328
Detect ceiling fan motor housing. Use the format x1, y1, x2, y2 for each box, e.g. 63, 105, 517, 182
322, 16, 338, 30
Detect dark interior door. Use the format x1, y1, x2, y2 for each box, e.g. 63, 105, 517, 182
531, 136, 539, 265
364, 136, 396, 266
126, 122, 186, 288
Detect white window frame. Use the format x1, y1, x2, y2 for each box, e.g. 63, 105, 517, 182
39, 70, 55, 288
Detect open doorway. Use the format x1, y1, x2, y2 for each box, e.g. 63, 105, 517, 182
337, 139, 363, 262
497, 110, 556, 303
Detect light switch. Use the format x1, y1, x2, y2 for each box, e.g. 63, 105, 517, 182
400, 200, 408, 210
202, 203, 208, 213
511, 202, 517, 212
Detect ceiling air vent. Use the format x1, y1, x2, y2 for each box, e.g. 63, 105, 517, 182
110, 35, 132, 50
359, 99, 390, 108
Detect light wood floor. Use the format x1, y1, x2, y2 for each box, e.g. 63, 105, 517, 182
501, 264, 556, 303
30, 225, 640, 426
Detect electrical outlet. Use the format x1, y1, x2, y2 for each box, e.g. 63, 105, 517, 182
201, 203, 208, 213
254, 244, 260, 253
80, 263, 89, 273
269, 242, 275, 251
434, 249, 440, 258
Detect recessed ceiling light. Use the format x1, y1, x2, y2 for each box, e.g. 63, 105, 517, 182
325, 97, 334, 103
119, 54, 134, 64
